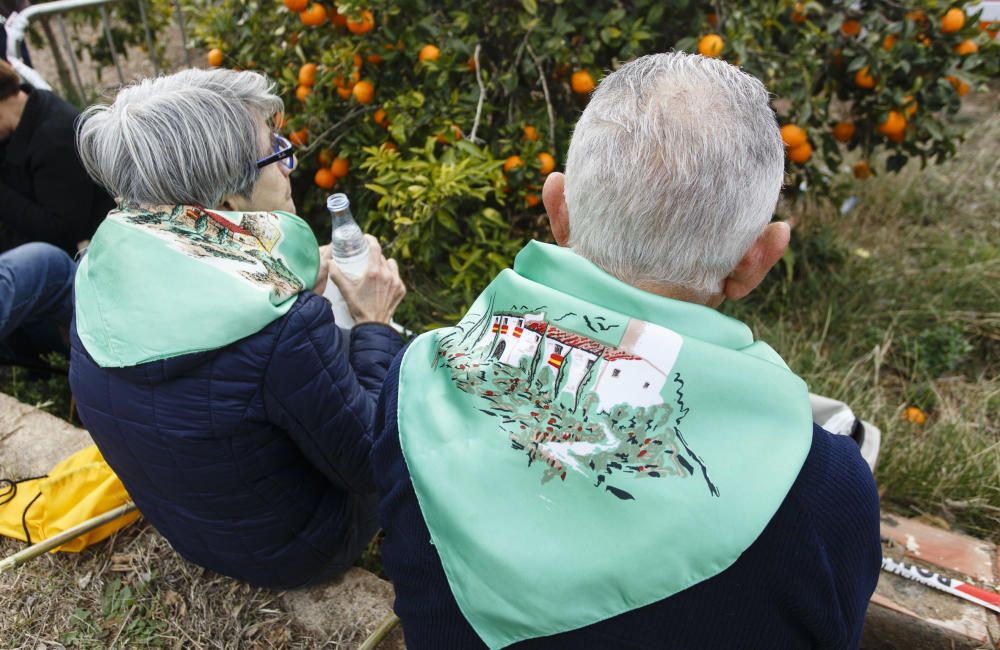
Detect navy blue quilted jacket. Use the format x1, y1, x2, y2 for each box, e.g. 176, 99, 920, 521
69, 292, 402, 589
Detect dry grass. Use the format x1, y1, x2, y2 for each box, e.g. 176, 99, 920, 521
0, 522, 317, 648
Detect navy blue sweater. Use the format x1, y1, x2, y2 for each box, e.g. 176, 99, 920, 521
71, 292, 402, 589
372, 350, 882, 649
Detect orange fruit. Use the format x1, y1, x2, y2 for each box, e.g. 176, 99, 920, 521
832, 122, 855, 143
314, 168, 336, 190
317, 148, 334, 166
570, 70, 595, 95
882, 34, 897, 50
419, 44, 440, 63
352, 80, 375, 104
905, 10, 927, 25
830, 48, 845, 65
382, 141, 397, 152
698, 34, 724, 57
790, 3, 806, 24
706, 12, 718, 27
289, 128, 308, 146
787, 142, 812, 163
298, 62, 318, 86
330, 7, 347, 27
295, 84, 311, 102
330, 157, 349, 178
503, 155, 524, 173
523, 125, 539, 142
981, 21, 999, 38
435, 124, 462, 144
946, 75, 970, 96
902, 96, 918, 118
852, 160, 872, 179
840, 19, 861, 37
954, 39, 978, 55
373, 108, 388, 127
537, 152, 556, 175
780, 124, 808, 148
467, 56, 477, 72
525, 193, 541, 208
877, 110, 906, 139
854, 66, 875, 89
902, 406, 926, 425
284, 0, 308, 11
367, 54, 384, 65
941, 8, 964, 33
346, 9, 375, 34
207, 48, 224, 67
299, 3, 327, 26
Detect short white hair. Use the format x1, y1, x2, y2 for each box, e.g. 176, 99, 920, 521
76, 68, 283, 208
564, 52, 785, 296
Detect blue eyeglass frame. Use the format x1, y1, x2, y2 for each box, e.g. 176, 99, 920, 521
256, 133, 297, 171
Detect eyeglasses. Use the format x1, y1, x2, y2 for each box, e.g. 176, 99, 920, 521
256, 133, 296, 171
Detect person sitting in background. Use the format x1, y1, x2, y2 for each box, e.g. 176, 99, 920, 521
0, 242, 75, 369
0, 59, 113, 255
371, 52, 881, 649
70, 68, 406, 589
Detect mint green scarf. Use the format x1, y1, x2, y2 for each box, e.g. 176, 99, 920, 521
397, 241, 812, 649
75, 204, 319, 368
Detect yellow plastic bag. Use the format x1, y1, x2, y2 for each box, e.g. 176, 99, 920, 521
0, 445, 138, 552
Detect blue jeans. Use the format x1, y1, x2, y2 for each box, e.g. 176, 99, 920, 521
0, 243, 76, 367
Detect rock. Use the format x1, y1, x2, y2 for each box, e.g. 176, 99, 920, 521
0, 392, 93, 477
282, 567, 405, 649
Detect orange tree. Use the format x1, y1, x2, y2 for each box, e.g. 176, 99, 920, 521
191, 1, 997, 327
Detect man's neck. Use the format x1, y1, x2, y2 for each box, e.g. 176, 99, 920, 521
0, 90, 30, 138
632, 279, 723, 309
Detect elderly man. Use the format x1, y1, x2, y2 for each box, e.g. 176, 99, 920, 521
371, 53, 880, 649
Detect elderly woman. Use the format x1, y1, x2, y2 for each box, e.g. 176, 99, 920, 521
70, 68, 405, 589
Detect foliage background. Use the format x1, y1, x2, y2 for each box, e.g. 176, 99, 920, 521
192, 0, 997, 329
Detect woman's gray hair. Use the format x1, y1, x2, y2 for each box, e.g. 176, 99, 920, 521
564, 52, 785, 296
76, 68, 284, 208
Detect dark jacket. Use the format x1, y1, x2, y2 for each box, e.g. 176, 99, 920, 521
0, 85, 114, 255
372, 350, 882, 649
70, 292, 403, 589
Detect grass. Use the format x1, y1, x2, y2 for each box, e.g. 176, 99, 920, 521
1, 93, 997, 647
726, 96, 1000, 540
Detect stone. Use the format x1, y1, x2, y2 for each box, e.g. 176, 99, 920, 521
0, 392, 93, 477
281, 567, 406, 649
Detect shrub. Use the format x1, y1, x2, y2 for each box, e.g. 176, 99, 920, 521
190, 0, 997, 327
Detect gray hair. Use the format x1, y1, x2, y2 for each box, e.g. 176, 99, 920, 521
76, 68, 283, 208
564, 52, 785, 296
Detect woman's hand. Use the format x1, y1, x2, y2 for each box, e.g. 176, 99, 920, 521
328, 235, 406, 325
312, 244, 331, 295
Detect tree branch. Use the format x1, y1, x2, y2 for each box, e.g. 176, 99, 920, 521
469, 44, 487, 144
526, 44, 556, 149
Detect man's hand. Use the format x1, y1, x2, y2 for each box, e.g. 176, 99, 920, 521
313, 244, 331, 295
328, 235, 406, 325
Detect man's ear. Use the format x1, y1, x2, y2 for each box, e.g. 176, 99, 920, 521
542, 172, 571, 246
722, 221, 790, 300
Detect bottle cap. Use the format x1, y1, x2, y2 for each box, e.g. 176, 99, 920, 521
327, 193, 350, 213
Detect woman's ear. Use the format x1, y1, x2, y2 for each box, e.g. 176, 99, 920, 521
722, 221, 790, 300
542, 172, 571, 246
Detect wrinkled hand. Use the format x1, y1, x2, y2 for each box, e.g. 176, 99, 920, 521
313, 244, 331, 295
328, 235, 406, 325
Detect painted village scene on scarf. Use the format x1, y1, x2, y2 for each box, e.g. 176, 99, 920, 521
436, 298, 719, 501
1, 0, 999, 648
